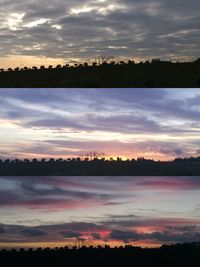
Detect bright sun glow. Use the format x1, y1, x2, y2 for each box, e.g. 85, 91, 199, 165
24, 18, 50, 28
6, 12, 25, 30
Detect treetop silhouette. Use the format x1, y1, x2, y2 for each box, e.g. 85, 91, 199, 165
1, 57, 200, 87
0, 155, 200, 175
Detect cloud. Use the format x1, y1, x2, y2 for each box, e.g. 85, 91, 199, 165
109, 227, 200, 243
20, 228, 47, 237
54, 222, 104, 233
91, 232, 101, 240
149, 230, 200, 243
0, 222, 106, 243
165, 225, 197, 232
110, 229, 144, 243
20, 113, 163, 134
159, 148, 184, 156
104, 216, 200, 231
59, 231, 82, 239
137, 177, 200, 191
0, 226, 6, 234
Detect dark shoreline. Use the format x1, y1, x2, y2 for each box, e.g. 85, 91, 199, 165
1, 243, 200, 267
1, 59, 200, 88
0, 156, 200, 175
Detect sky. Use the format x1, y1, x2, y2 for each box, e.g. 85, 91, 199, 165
0, 0, 200, 68
0, 176, 200, 248
0, 88, 200, 161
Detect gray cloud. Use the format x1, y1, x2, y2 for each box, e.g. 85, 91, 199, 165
0, 226, 6, 234
165, 225, 197, 232
110, 229, 144, 243
20, 228, 47, 237
110, 228, 200, 243
91, 232, 101, 240
20, 113, 163, 134
149, 231, 200, 243
59, 231, 82, 239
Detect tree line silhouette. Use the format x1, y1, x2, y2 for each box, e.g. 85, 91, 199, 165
0, 156, 200, 175
0, 242, 200, 267
0, 58, 200, 87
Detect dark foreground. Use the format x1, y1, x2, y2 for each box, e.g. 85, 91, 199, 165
1, 157, 200, 175
1, 243, 200, 267
0, 59, 200, 87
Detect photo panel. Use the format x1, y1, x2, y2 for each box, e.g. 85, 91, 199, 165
0, 88, 200, 175
1, 176, 200, 249
0, 1, 200, 88
1, 0, 200, 265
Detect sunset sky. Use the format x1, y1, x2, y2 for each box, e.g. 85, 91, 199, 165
0, 88, 200, 161
0, 0, 200, 68
0, 176, 200, 248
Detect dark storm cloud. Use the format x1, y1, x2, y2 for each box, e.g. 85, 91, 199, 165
0, 0, 200, 62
